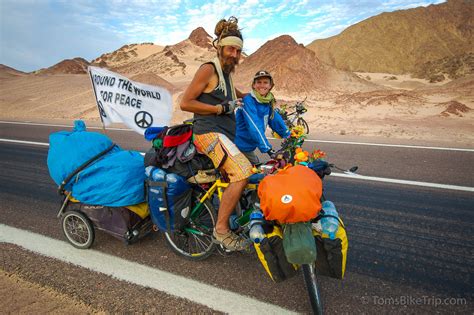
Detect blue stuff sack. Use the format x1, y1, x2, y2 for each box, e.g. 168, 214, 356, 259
48, 120, 113, 188
47, 120, 145, 207
146, 166, 192, 232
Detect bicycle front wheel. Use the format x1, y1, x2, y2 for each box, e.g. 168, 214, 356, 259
297, 118, 310, 135
164, 194, 217, 261
302, 263, 323, 315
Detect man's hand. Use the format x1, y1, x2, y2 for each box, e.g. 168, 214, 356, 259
219, 99, 242, 115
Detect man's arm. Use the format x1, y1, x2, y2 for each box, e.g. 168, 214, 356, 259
180, 64, 220, 115
235, 88, 248, 99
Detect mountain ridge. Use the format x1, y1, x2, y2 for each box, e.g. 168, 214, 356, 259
234, 35, 378, 94
306, 0, 473, 77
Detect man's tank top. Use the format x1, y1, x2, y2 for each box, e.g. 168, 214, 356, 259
193, 63, 236, 141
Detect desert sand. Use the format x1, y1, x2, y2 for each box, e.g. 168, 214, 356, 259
1, 271, 100, 314
354, 72, 451, 90
1, 70, 473, 147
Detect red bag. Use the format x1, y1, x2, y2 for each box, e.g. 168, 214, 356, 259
258, 165, 322, 223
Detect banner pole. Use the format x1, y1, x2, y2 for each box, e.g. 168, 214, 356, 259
87, 66, 107, 134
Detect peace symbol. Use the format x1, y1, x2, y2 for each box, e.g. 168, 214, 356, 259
134, 111, 153, 128
97, 101, 107, 118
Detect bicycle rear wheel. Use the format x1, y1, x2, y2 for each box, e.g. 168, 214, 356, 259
297, 118, 310, 135
302, 263, 323, 315
164, 193, 217, 261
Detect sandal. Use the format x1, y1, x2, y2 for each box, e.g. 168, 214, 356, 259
213, 229, 249, 251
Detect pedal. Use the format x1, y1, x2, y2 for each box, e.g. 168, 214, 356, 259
216, 244, 234, 256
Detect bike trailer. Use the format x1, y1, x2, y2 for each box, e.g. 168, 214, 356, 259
66, 200, 150, 242
313, 217, 348, 279
145, 166, 193, 232
258, 165, 322, 223
254, 226, 298, 282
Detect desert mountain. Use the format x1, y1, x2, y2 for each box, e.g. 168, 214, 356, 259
35, 57, 90, 75
234, 35, 378, 95
307, 0, 474, 78
0, 64, 27, 78
92, 43, 164, 68
115, 27, 215, 83
412, 52, 473, 82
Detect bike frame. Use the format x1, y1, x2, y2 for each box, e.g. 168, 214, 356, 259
282, 104, 305, 126
287, 111, 300, 126
187, 179, 258, 232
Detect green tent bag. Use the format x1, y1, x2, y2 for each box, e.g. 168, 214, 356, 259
283, 222, 317, 264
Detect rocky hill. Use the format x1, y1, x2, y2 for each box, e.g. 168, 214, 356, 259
307, 0, 474, 76
412, 52, 474, 82
34, 58, 90, 75
0, 64, 27, 78
92, 43, 163, 68
234, 35, 377, 95
114, 27, 215, 83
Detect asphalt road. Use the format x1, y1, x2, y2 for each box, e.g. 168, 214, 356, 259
1, 122, 473, 313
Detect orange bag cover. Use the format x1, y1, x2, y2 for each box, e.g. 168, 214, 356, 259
258, 165, 322, 223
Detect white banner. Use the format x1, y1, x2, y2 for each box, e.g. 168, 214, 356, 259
88, 66, 172, 134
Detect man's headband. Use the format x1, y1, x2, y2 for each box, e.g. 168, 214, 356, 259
218, 36, 243, 49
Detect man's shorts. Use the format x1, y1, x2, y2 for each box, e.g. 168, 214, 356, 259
193, 133, 253, 183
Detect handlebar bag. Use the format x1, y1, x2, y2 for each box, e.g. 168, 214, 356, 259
313, 217, 348, 279
258, 165, 322, 223
254, 226, 298, 282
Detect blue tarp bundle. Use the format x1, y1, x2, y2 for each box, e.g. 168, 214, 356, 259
47, 120, 145, 206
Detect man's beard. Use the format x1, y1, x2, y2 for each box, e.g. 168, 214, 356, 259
221, 56, 238, 74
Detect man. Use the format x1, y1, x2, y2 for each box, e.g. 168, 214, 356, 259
235, 70, 290, 165
180, 17, 252, 251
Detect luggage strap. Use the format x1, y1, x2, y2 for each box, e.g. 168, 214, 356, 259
58, 143, 116, 195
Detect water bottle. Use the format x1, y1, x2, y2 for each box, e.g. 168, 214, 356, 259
321, 201, 339, 240
248, 210, 265, 243
149, 167, 166, 181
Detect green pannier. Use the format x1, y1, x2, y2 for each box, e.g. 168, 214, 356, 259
254, 226, 298, 282
283, 222, 317, 265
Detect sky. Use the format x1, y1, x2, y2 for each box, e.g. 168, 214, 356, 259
0, 0, 445, 72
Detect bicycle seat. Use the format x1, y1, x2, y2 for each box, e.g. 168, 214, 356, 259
187, 169, 219, 184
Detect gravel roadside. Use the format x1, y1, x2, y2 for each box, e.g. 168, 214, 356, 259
1, 271, 102, 314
